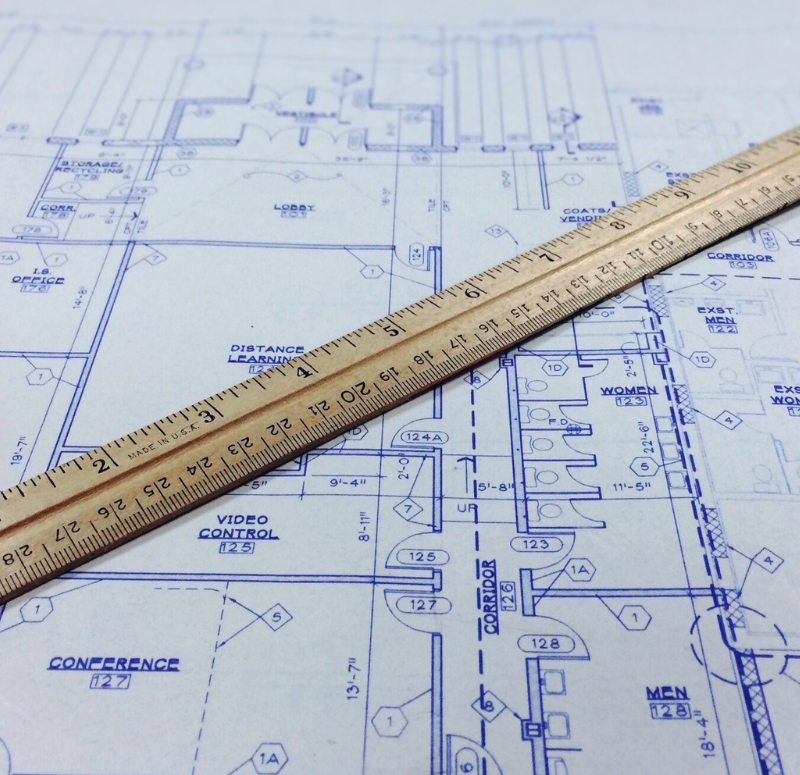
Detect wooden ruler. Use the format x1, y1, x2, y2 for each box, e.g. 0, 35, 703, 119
3, 126, 800, 604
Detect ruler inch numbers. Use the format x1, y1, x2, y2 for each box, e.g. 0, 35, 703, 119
3, 126, 800, 602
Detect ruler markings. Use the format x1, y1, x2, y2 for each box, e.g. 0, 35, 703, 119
1, 128, 800, 602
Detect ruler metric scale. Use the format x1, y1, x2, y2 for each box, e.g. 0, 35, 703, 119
4, 126, 800, 604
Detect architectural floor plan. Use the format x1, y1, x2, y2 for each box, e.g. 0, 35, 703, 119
0, 6, 799, 774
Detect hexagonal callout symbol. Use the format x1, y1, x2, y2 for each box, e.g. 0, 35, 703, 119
630, 456, 659, 477
0, 251, 20, 265
361, 265, 383, 279
371, 706, 408, 737
44, 253, 68, 268
565, 558, 596, 582
27, 368, 54, 386
542, 360, 569, 377
689, 351, 716, 369
617, 604, 652, 631
344, 424, 369, 441
21, 596, 53, 623
251, 743, 288, 774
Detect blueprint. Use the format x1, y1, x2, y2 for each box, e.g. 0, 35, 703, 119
1, 4, 800, 774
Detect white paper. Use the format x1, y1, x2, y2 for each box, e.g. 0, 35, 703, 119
0, 3, 799, 773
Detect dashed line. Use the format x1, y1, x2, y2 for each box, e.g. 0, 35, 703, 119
658, 271, 800, 282
192, 585, 229, 774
